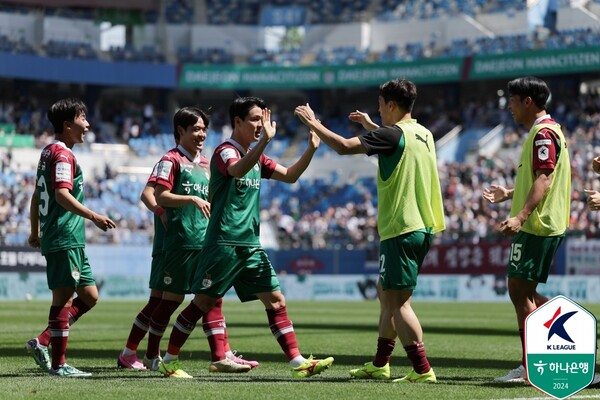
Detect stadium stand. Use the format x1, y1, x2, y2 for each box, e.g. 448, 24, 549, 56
0, 0, 599, 65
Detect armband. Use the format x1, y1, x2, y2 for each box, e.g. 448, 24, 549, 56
154, 207, 166, 217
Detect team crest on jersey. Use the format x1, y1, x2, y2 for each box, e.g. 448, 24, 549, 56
202, 274, 213, 288
71, 265, 80, 281
163, 272, 172, 286
538, 146, 549, 161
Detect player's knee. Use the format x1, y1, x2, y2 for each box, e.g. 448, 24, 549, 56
270, 293, 286, 309
193, 294, 217, 312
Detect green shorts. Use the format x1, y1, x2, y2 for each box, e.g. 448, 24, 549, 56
379, 231, 433, 291
155, 248, 202, 295
508, 231, 565, 283
148, 253, 164, 290
45, 248, 95, 290
191, 245, 280, 302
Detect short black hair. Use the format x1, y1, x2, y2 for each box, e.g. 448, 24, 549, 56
379, 78, 417, 113
47, 98, 87, 134
229, 97, 267, 128
507, 76, 550, 110
173, 106, 210, 142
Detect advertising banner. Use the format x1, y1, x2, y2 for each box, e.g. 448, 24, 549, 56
470, 47, 600, 80
179, 58, 463, 89
565, 239, 600, 275
3, 273, 599, 302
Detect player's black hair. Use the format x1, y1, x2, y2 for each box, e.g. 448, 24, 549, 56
507, 76, 550, 110
173, 106, 210, 142
379, 78, 417, 113
229, 97, 267, 128
47, 98, 88, 134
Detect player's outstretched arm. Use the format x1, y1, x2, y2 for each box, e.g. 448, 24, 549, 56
55, 187, 116, 231
294, 103, 365, 155
271, 129, 320, 183
348, 110, 379, 131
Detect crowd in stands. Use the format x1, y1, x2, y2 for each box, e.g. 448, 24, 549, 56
1, 1, 599, 66
3, 92, 600, 260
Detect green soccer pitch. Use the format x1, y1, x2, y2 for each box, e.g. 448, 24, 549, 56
2, 300, 600, 400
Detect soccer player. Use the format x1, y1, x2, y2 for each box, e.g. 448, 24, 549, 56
118, 109, 257, 371
26, 98, 117, 377
482, 76, 570, 383
158, 96, 333, 379
127, 106, 253, 374
294, 78, 445, 383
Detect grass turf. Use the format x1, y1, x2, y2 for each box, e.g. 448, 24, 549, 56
2, 300, 600, 400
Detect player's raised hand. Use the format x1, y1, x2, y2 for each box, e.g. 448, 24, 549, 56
261, 108, 276, 141
294, 103, 316, 125
192, 197, 211, 218
348, 110, 378, 131
91, 213, 117, 231
482, 184, 511, 203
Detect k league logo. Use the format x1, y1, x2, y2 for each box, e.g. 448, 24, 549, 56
525, 295, 597, 400
544, 307, 577, 350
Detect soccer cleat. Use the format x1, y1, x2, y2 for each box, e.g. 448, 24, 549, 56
291, 355, 334, 378
159, 359, 193, 378
49, 364, 92, 377
143, 355, 162, 371
25, 338, 51, 371
392, 368, 437, 383
494, 365, 526, 382
349, 362, 391, 380
209, 358, 252, 373
227, 350, 259, 369
118, 351, 147, 370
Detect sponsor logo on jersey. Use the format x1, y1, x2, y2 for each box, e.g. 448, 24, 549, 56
181, 164, 193, 174
235, 177, 261, 190
55, 162, 72, 182
182, 182, 208, 195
